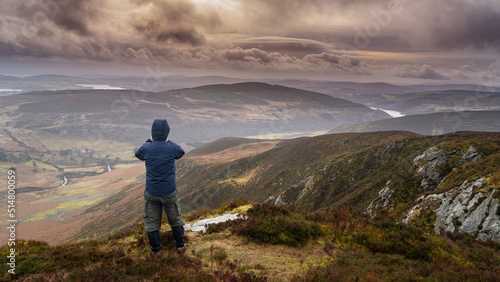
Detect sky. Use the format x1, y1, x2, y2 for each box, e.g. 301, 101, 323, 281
1, 0, 500, 84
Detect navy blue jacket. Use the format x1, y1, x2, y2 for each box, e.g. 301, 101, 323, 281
135, 119, 185, 196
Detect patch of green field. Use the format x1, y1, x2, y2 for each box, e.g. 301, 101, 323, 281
57, 184, 99, 197
0, 163, 17, 171
32, 134, 136, 161
62, 166, 107, 173
23, 161, 57, 171
21, 197, 105, 223
113, 163, 138, 169
381, 94, 397, 101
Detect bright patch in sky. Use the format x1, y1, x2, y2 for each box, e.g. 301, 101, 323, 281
191, 0, 239, 11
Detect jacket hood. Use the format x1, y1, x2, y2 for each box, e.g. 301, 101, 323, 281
151, 119, 170, 141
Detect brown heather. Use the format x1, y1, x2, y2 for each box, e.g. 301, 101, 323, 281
2, 200, 499, 281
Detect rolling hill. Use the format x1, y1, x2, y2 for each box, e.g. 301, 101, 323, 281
0, 82, 389, 147
364, 90, 500, 115
276, 81, 500, 115
175, 131, 500, 243
329, 111, 500, 135
6, 74, 500, 117
0, 74, 247, 93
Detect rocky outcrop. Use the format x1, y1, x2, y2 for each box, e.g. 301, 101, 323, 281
434, 178, 485, 234
477, 198, 500, 241
413, 147, 455, 190
375, 141, 406, 166
273, 176, 315, 206
365, 182, 394, 218
413, 146, 483, 190
458, 146, 482, 166
403, 145, 500, 242
404, 178, 500, 242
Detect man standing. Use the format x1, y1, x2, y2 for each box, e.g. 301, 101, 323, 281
135, 119, 186, 257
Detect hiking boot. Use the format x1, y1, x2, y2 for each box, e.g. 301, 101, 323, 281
151, 250, 163, 259
176, 245, 186, 254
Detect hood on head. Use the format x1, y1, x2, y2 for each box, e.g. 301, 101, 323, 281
151, 119, 170, 141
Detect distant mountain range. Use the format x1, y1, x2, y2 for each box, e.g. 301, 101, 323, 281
0, 74, 249, 93
3, 73, 500, 118
274, 81, 500, 115
2, 73, 499, 99
351, 90, 500, 115
0, 82, 388, 146
330, 111, 500, 135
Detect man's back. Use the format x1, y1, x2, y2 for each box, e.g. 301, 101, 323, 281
135, 118, 187, 256
135, 119, 185, 196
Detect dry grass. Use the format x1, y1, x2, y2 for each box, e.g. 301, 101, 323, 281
1, 201, 499, 281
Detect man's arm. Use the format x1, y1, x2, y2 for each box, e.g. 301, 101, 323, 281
135, 145, 146, 161
175, 144, 185, 160
135, 137, 153, 160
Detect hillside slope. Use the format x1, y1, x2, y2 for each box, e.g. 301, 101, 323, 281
4, 131, 500, 246
2, 201, 499, 281
0, 163, 146, 245
177, 131, 500, 242
177, 132, 417, 211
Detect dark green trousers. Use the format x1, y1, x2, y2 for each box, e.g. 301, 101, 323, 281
143, 190, 185, 250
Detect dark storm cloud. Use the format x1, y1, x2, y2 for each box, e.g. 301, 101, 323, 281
450, 6, 500, 49
0, 0, 368, 74
135, 23, 206, 45
51, 0, 97, 36
239, 0, 500, 50
129, 0, 220, 45
401, 0, 500, 50
0, 0, 499, 78
0, 0, 217, 58
14, 0, 98, 36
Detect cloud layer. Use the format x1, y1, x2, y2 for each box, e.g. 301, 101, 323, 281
0, 0, 499, 81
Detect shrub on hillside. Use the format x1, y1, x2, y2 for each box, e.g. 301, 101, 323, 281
208, 204, 324, 247
355, 222, 433, 261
